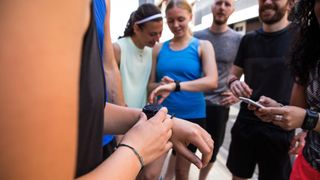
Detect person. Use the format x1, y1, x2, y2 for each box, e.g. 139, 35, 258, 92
226, 0, 297, 179
93, 0, 119, 159
113, 3, 162, 109
249, 0, 320, 179
193, 0, 242, 179
0, 0, 214, 179
148, 0, 218, 179
112, 3, 164, 180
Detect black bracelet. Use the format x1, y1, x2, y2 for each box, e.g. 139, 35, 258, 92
302, 109, 319, 130
174, 80, 181, 92
117, 143, 144, 170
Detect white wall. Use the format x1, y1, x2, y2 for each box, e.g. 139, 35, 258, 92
110, 0, 139, 42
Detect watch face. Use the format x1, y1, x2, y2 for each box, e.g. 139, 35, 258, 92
142, 104, 163, 119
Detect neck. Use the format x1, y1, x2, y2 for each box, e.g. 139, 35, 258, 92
262, 15, 290, 33
210, 22, 229, 33
131, 35, 144, 49
172, 33, 192, 43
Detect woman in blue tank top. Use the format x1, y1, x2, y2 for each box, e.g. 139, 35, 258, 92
148, 1, 218, 179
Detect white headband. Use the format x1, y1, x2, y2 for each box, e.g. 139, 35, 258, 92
135, 14, 163, 25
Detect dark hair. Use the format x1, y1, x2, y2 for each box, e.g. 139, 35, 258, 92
119, 3, 162, 38
289, 0, 320, 85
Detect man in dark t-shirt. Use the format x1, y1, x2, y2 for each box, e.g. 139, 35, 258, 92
226, 0, 297, 179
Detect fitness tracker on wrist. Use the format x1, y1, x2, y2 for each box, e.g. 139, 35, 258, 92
174, 80, 180, 92
302, 109, 319, 130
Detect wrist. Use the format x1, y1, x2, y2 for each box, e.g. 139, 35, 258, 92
174, 80, 181, 91
302, 109, 319, 130
228, 76, 239, 88
117, 143, 144, 171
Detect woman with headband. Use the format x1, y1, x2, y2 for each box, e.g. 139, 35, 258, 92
111, 3, 166, 180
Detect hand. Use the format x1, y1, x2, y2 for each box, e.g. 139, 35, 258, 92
148, 83, 175, 104
250, 96, 282, 122
257, 106, 306, 130
219, 90, 240, 106
289, 131, 307, 155
120, 108, 173, 165
160, 76, 174, 84
170, 119, 214, 169
229, 80, 252, 98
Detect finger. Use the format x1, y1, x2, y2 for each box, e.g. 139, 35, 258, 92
263, 107, 284, 115
158, 97, 165, 104
174, 143, 203, 169
148, 92, 155, 103
190, 134, 213, 167
150, 107, 168, 123
241, 82, 253, 97
164, 141, 173, 153
233, 84, 244, 97
139, 112, 148, 122
248, 104, 257, 111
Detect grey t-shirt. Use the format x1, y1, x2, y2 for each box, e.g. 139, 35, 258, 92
194, 28, 242, 105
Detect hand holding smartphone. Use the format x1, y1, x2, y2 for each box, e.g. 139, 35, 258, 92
239, 97, 265, 108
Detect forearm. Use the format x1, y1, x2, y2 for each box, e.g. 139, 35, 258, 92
76, 147, 141, 180
179, 76, 217, 92
148, 82, 161, 93
104, 103, 141, 134
104, 67, 126, 105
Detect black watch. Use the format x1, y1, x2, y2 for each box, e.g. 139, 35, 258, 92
302, 109, 319, 130
142, 104, 163, 119
174, 80, 181, 92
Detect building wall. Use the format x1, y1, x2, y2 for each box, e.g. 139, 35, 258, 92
194, 0, 260, 34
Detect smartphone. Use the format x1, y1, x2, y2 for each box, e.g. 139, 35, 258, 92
239, 97, 265, 108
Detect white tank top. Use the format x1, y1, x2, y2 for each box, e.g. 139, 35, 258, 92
117, 37, 152, 108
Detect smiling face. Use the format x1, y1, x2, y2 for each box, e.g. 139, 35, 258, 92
166, 6, 192, 38
212, 0, 235, 25
135, 20, 163, 48
258, 0, 290, 24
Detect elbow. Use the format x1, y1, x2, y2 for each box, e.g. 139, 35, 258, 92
207, 77, 218, 90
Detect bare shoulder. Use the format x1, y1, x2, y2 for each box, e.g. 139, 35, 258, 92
152, 43, 164, 55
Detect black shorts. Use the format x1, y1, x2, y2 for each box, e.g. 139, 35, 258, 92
172, 118, 206, 155
205, 104, 229, 163
226, 119, 294, 180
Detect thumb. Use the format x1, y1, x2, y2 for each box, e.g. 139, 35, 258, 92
137, 112, 147, 124
149, 107, 168, 123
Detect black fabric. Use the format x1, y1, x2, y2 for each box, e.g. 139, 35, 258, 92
227, 120, 293, 180
103, 138, 117, 160
234, 26, 296, 125
205, 105, 229, 163
76, 7, 106, 177
227, 25, 297, 179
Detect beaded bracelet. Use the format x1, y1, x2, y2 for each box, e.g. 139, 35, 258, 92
117, 143, 144, 170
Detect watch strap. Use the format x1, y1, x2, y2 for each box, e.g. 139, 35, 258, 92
302, 109, 319, 130
174, 80, 180, 92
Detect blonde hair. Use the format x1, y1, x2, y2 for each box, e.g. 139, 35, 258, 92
165, 0, 193, 35
165, 0, 192, 15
